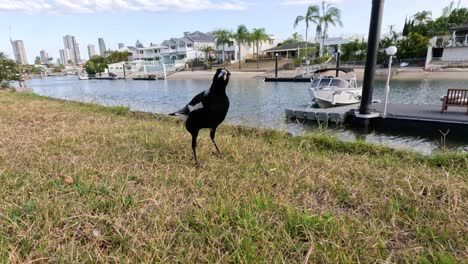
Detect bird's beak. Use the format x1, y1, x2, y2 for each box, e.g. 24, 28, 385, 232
218, 70, 227, 80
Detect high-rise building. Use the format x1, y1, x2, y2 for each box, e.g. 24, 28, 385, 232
59, 49, 72, 65
11, 40, 28, 65
63, 35, 81, 65
98, 38, 106, 56
87, 44, 96, 59
118, 43, 124, 49
40, 50, 49, 64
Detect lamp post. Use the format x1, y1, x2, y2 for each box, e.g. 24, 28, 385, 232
275, 53, 279, 78
382, 46, 397, 118
335, 48, 341, 77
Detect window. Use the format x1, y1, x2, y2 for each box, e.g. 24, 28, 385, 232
171, 46, 176, 49
187, 43, 192, 48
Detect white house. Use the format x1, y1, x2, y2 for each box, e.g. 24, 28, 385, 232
130, 31, 216, 62
216, 35, 280, 62
129, 31, 281, 64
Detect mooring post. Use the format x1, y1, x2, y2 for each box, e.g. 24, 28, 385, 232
335, 50, 341, 77
275, 53, 279, 78
358, 0, 385, 116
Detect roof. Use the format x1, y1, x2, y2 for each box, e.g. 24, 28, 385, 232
263, 42, 310, 52
186, 31, 214, 42
451, 22, 468, 31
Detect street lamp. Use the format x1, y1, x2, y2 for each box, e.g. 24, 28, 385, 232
382, 46, 397, 118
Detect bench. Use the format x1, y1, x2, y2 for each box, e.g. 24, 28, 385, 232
441, 89, 468, 114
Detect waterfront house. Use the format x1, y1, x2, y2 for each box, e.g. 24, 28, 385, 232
426, 22, 468, 67
263, 42, 310, 59
131, 31, 216, 63
216, 36, 279, 62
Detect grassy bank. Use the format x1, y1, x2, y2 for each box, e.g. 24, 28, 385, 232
0, 92, 467, 263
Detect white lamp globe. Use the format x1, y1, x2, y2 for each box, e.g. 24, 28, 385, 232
386, 46, 397, 56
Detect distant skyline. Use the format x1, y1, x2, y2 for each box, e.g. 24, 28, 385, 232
1, 0, 467, 63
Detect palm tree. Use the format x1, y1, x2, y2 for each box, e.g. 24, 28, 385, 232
294, 5, 320, 59
318, 1, 343, 57
413, 11, 432, 25
213, 29, 232, 66
199, 46, 216, 66
231, 25, 250, 70
442, 1, 456, 17
250, 28, 270, 69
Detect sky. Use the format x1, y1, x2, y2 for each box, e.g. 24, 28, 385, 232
0, 0, 466, 63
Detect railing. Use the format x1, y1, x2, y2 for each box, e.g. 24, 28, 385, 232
295, 57, 333, 77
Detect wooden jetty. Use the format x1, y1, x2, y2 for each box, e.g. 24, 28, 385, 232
286, 103, 468, 126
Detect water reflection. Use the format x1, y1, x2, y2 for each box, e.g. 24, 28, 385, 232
24, 76, 467, 154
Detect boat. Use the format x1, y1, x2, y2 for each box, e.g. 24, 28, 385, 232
78, 74, 89, 80
308, 68, 362, 108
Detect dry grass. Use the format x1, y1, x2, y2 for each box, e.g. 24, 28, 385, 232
0, 92, 467, 263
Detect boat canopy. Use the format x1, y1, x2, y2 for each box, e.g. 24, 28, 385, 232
311, 77, 353, 88
313, 68, 355, 74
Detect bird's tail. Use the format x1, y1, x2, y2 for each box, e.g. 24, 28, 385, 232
169, 105, 189, 117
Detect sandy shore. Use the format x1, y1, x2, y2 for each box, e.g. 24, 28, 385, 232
167, 68, 468, 81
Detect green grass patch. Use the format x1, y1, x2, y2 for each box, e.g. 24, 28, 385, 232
0, 93, 466, 262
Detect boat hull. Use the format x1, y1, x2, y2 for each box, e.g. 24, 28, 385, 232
310, 88, 362, 108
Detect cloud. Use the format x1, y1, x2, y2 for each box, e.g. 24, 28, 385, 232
0, 0, 249, 14
280, 0, 341, 5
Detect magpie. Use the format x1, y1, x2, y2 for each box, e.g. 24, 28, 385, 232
169, 68, 231, 165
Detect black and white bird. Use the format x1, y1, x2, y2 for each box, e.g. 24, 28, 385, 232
169, 68, 231, 165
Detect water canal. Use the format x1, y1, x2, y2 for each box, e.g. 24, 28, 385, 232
23, 76, 468, 154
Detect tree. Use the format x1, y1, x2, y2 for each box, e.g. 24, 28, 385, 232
317, 1, 343, 57
447, 8, 468, 25
341, 40, 367, 61
53, 65, 65, 73
397, 32, 429, 59
413, 11, 432, 25
84, 55, 107, 75
250, 28, 270, 69
231, 24, 250, 70
34, 56, 41, 65
105, 50, 129, 64
442, 1, 456, 17
213, 29, 232, 66
199, 46, 216, 66
0, 52, 20, 87
294, 5, 320, 59
283, 32, 304, 44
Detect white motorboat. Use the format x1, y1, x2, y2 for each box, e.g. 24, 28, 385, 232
78, 74, 89, 80
308, 68, 362, 108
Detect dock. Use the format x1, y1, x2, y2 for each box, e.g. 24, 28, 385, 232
285, 104, 357, 123
264, 77, 311, 82
286, 103, 468, 126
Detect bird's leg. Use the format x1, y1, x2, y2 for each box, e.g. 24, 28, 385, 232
210, 128, 221, 155
191, 131, 199, 166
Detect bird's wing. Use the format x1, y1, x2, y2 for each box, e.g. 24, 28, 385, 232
169, 91, 206, 116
